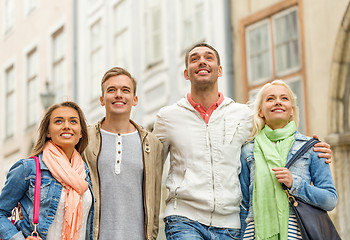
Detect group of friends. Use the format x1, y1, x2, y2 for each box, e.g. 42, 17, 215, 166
0, 43, 337, 240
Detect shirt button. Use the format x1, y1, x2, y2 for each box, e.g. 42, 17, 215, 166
197, 105, 200, 108
118, 142, 121, 145
118, 151, 121, 154
206, 114, 209, 116
118, 133, 121, 136
117, 160, 120, 164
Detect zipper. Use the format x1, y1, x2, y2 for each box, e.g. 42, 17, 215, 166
174, 187, 180, 209
207, 124, 216, 226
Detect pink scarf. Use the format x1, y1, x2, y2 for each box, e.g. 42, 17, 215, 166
42, 141, 88, 240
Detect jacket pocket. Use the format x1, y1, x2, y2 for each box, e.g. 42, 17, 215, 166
28, 178, 52, 202
165, 168, 187, 205
224, 119, 239, 144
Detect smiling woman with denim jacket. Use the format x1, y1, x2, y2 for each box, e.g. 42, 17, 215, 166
0, 101, 94, 240
239, 80, 338, 240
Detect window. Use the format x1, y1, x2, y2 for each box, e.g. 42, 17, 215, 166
180, 0, 205, 51
3, 0, 14, 34
26, 49, 38, 127
246, 19, 273, 84
25, 0, 38, 15
90, 19, 104, 99
5, 65, 15, 138
273, 8, 300, 76
245, 7, 300, 85
242, 5, 306, 132
113, 0, 130, 69
144, 0, 163, 68
52, 27, 65, 102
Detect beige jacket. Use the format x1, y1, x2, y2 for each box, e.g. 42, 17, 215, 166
82, 118, 163, 240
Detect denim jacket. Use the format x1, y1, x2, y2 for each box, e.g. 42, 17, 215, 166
239, 131, 338, 234
0, 153, 94, 240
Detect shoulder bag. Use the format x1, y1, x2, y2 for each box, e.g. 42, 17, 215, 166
283, 138, 341, 240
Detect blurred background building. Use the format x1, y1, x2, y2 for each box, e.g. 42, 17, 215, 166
1, 0, 349, 238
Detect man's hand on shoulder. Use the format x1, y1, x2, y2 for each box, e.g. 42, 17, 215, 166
312, 134, 332, 164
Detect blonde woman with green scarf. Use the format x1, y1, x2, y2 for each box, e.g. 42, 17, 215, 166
240, 80, 338, 240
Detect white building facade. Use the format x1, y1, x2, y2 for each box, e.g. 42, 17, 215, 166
76, 0, 234, 129
0, 0, 76, 186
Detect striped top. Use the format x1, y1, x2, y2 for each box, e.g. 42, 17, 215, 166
242, 214, 302, 240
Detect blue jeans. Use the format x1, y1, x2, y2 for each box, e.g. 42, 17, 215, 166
164, 215, 241, 240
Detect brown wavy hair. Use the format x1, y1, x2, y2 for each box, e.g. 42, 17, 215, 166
31, 101, 88, 156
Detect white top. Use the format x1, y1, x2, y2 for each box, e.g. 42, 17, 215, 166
46, 188, 92, 240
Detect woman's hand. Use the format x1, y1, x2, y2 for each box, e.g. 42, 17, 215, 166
272, 167, 293, 189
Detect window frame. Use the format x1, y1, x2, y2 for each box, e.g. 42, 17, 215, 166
179, 0, 206, 52
4, 65, 15, 139
113, 0, 130, 69
3, 0, 14, 35
239, 0, 308, 133
52, 26, 65, 103
89, 18, 104, 100
144, 0, 163, 69
26, 48, 39, 128
24, 0, 38, 16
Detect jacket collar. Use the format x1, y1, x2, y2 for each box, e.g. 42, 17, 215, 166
96, 117, 148, 141
294, 131, 309, 141
38, 153, 49, 170
177, 94, 234, 112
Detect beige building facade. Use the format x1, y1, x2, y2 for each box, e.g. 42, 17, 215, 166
230, 0, 350, 238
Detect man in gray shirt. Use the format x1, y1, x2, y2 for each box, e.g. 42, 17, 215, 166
82, 67, 163, 240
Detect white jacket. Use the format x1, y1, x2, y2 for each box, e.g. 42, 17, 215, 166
153, 96, 252, 228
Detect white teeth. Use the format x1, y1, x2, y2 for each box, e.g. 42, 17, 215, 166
198, 70, 208, 73
61, 134, 72, 137
114, 102, 124, 105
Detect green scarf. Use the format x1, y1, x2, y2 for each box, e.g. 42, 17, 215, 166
253, 121, 297, 240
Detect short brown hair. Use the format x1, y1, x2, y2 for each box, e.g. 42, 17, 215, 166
101, 67, 137, 95
185, 43, 221, 68
31, 101, 88, 156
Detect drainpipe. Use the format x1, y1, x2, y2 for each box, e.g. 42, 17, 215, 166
223, 0, 234, 99
73, 0, 78, 102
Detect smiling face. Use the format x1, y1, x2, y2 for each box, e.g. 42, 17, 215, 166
100, 74, 138, 117
259, 85, 294, 130
47, 106, 82, 158
184, 46, 223, 88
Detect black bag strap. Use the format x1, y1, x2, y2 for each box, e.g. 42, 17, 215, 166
285, 138, 320, 169
282, 138, 320, 190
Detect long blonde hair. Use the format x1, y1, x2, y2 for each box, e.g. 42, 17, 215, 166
248, 80, 299, 141
31, 101, 88, 156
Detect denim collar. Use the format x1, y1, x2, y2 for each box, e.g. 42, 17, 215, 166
294, 131, 309, 141
38, 153, 49, 171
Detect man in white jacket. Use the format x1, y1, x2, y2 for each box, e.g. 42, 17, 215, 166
153, 43, 331, 239
153, 43, 251, 239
